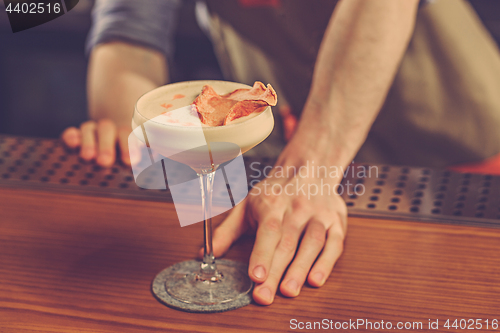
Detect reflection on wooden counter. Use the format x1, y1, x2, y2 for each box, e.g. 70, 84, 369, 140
0, 187, 499, 332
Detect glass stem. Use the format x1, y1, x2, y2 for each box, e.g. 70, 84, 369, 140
199, 170, 219, 281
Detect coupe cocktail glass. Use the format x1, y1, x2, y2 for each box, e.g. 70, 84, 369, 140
132, 81, 274, 306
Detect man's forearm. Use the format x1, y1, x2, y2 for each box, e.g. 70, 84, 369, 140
290, 0, 420, 168
87, 41, 168, 128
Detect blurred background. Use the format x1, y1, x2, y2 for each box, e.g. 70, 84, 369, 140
0, 0, 223, 138
0, 0, 499, 139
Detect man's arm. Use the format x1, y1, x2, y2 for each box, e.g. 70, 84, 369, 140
293, 0, 421, 169
211, 0, 421, 305
62, 0, 179, 166
63, 42, 167, 166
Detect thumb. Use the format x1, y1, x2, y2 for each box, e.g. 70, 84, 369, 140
199, 198, 249, 258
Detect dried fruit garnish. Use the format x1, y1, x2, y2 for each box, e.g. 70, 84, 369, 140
193, 81, 277, 126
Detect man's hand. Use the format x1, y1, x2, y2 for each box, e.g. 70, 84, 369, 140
61, 120, 131, 167
204, 133, 350, 305
61, 41, 167, 167
210, 167, 347, 305
207, 0, 419, 305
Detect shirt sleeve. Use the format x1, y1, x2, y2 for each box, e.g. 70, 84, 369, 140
86, 0, 181, 59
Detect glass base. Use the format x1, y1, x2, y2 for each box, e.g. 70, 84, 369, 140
166, 262, 253, 305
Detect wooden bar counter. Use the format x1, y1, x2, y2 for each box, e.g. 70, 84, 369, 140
0, 187, 499, 332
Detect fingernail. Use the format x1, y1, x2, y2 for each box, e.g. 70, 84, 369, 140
253, 266, 265, 279
286, 279, 298, 293
258, 287, 272, 302
313, 272, 324, 285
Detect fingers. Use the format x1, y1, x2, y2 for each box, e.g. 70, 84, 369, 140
307, 216, 345, 288
250, 201, 311, 303
248, 211, 285, 284
280, 220, 326, 297
254, 200, 346, 303
201, 173, 347, 306
80, 121, 97, 161
71, 119, 122, 167
96, 120, 117, 167
252, 222, 302, 305
61, 127, 81, 148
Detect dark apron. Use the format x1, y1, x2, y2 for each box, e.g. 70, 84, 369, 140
206, 0, 500, 168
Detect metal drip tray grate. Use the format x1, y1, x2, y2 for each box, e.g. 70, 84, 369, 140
341, 165, 500, 227
0, 135, 168, 201
0, 135, 499, 228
